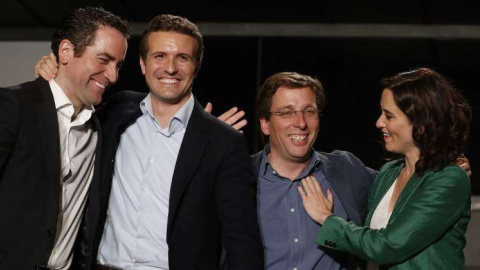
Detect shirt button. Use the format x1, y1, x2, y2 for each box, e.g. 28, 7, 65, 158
272, 170, 276, 175
290, 208, 295, 213
143, 186, 148, 191
294, 268, 298, 270
294, 238, 299, 243
149, 158, 154, 163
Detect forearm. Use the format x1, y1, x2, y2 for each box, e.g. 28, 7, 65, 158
316, 167, 470, 264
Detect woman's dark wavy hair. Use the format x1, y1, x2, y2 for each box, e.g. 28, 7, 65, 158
381, 67, 471, 175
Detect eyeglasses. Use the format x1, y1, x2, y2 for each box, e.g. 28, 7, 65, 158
268, 109, 321, 119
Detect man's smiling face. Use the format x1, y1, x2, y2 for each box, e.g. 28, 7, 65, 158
260, 86, 320, 164
140, 31, 198, 106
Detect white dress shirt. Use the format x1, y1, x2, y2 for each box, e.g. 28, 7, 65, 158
367, 179, 397, 270
47, 80, 97, 270
98, 94, 194, 270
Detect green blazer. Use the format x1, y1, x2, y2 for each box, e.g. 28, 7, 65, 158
316, 160, 471, 269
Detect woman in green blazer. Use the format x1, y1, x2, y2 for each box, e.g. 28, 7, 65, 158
298, 68, 472, 269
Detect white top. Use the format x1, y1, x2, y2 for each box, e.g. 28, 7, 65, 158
366, 179, 397, 270
97, 94, 194, 270
47, 79, 97, 270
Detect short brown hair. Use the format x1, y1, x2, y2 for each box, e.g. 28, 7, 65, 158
381, 67, 471, 175
51, 6, 130, 60
257, 72, 325, 122
139, 14, 203, 68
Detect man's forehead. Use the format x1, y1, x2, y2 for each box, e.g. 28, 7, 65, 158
88, 27, 127, 58
272, 86, 316, 103
148, 31, 197, 50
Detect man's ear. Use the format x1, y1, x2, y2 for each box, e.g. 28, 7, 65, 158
139, 57, 146, 75
58, 39, 75, 65
260, 116, 270, 136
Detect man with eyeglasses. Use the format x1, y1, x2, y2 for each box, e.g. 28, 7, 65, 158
252, 72, 377, 270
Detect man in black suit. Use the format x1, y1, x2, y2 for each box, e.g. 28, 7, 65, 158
91, 14, 263, 270
0, 7, 129, 270
34, 13, 262, 270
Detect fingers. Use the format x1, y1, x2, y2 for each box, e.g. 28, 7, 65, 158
310, 175, 322, 193
49, 52, 58, 65
459, 163, 472, 177
224, 109, 245, 125
216, 107, 248, 132
302, 176, 315, 197
326, 188, 333, 203
204, 102, 213, 113
231, 119, 247, 132
302, 175, 324, 197
218, 107, 242, 122
298, 184, 307, 201
34, 54, 59, 81
456, 156, 472, 177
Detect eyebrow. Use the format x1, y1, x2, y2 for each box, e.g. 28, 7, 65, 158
382, 108, 394, 115
97, 52, 115, 61
98, 52, 124, 68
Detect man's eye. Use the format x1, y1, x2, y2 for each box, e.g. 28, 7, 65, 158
279, 111, 294, 117
178, 55, 188, 61
99, 58, 108, 64
304, 110, 317, 117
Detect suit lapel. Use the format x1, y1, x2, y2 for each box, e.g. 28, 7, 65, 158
167, 99, 209, 238
318, 153, 363, 225
365, 162, 403, 225
87, 116, 102, 221
33, 79, 61, 192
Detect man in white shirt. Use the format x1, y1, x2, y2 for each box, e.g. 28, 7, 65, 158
34, 13, 263, 270
93, 14, 263, 270
0, 7, 129, 270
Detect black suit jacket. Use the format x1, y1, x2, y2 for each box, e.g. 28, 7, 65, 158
0, 78, 102, 270
96, 91, 264, 270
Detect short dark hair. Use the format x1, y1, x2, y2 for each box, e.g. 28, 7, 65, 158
256, 72, 325, 143
51, 6, 130, 60
381, 67, 471, 175
257, 72, 325, 122
139, 14, 203, 68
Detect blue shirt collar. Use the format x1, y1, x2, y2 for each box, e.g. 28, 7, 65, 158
259, 143, 321, 181
140, 94, 194, 136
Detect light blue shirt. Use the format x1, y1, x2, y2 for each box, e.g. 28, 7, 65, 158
258, 144, 349, 270
97, 94, 194, 269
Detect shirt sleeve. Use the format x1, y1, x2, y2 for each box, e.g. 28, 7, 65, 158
315, 165, 470, 265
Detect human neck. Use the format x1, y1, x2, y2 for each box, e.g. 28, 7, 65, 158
53, 74, 83, 117
267, 151, 311, 181
403, 149, 420, 176
150, 93, 191, 128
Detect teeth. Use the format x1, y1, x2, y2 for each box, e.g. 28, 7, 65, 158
92, 80, 105, 89
383, 132, 390, 137
290, 135, 307, 142
159, 78, 178, 84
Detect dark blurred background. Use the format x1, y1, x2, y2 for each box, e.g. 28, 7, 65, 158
1, 1, 480, 268
1, 0, 479, 195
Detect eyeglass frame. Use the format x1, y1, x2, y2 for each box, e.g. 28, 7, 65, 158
267, 109, 322, 119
